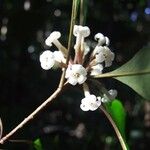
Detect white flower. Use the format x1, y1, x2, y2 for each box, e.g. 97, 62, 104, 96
94, 33, 110, 46
40, 50, 55, 70
65, 64, 87, 85
53, 51, 66, 63
83, 42, 90, 56
39, 50, 66, 70
73, 25, 90, 52
80, 94, 101, 111
45, 31, 61, 47
45, 31, 67, 55
101, 89, 118, 103
95, 46, 115, 67
39, 50, 55, 70
109, 89, 118, 99
92, 45, 105, 56
105, 37, 110, 46
90, 64, 103, 76
73, 25, 90, 38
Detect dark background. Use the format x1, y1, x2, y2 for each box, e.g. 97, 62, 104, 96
0, 0, 150, 149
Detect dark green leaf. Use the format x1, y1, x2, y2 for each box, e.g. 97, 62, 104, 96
95, 47, 150, 99
113, 47, 150, 99
33, 138, 43, 150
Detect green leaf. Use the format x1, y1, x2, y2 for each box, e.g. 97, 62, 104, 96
33, 138, 43, 150
105, 100, 126, 139
113, 47, 150, 99
105, 99, 129, 149
95, 47, 150, 99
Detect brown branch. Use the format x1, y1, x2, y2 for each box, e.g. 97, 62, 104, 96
0, 86, 65, 144
0, 118, 3, 139
0, 0, 79, 144
59, 0, 77, 88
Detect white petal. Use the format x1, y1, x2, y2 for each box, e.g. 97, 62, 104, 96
89, 104, 99, 111
53, 51, 66, 63
84, 42, 90, 56
40, 62, 54, 70
80, 26, 90, 37
89, 101, 101, 111
101, 97, 108, 103
71, 65, 87, 76
68, 77, 78, 85
93, 46, 104, 56
87, 95, 97, 102
65, 64, 87, 85
70, 64, 87, 76
80, 95, 101, 111
39, 50, 55, 70
65, 67, 71, 78
95, 52, 105, 63
78, 75, 87, 84
109, 89, 118, 99
105, 37, 110, 46
105, 59, 113, 67
39, 50, 54, 63
45, 31, 61, 46
80, 103, 89, 111
73, 25, 90, 37
94, 33, 106, 45
90, 64, 103, 76
73, 25, 80, 36
96, 99, 101, 106
110, 52, 115, 61
80, 68, 87, 76
97, 96, 101, 101
81, 97, 87, 104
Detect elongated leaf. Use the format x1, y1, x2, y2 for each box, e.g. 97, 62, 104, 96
95, 47, 150, 99
33, 138, 43, 150
105, 100, 126, 139
105, 99, 129, 149
0, 118, 3, 139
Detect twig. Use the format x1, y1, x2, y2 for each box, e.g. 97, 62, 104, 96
0, 118, 3, 139
0, 87, 64, 144
66, 0, 78, 63
9, 139, 32, 144
79, 0, 84, 25
59, 0, 77, 88
0, 0, 79, 144
80, 0, 88, 26
100, 105, 128, 150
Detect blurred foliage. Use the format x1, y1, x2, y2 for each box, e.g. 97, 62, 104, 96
105, 99, 127, 142
33, 138, 43, 150
0, 0, 150, 150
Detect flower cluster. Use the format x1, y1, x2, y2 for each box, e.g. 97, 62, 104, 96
80, 83, 117, 111
39, 25, 117, 111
